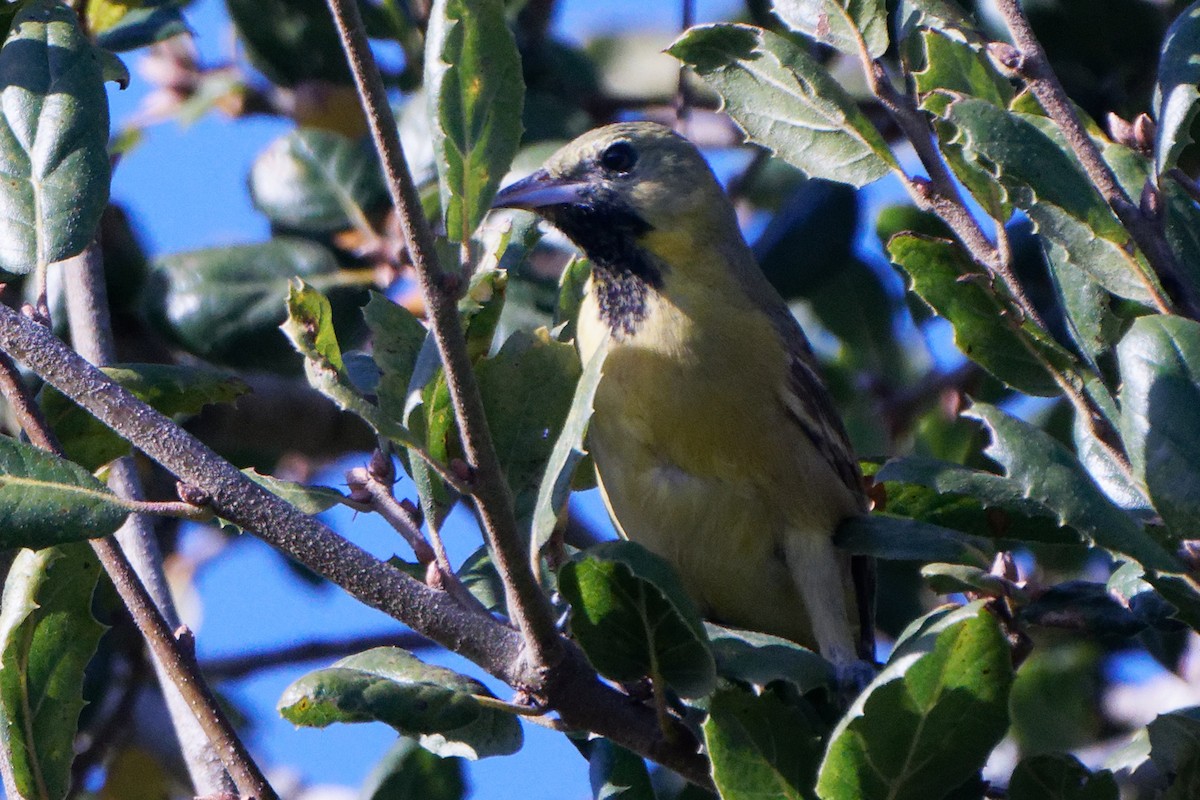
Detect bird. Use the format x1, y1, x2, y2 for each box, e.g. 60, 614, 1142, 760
492, 121, 874, 672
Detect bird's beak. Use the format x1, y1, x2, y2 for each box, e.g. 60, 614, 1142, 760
492, 169, 587, 210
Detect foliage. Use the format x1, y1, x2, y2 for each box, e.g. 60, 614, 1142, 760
1, 0, 1200, 798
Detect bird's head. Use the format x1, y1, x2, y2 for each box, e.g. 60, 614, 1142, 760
492, 122, 738, 278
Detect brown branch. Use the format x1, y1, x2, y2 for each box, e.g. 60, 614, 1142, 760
0, 305, 713, 788
322, 0, 562, 673
992, 0, 1197, 319
0, 345, 274, 800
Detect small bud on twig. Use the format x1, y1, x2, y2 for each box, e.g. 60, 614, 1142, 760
1140, 179, 1163, 223
1133, 113, 1157, 155
1106, 112, 1135, 148
450, 458, 475, 483
344, 466, 373, 504
177, 482, 212, 508
368, 448, 395, 484
986, 42, 1025, 76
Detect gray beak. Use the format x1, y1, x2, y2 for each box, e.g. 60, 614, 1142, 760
492, 169, 588, 210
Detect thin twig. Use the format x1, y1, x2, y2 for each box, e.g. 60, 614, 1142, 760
0, 348, 275, 800
0, 304, 713, 789
322, 0, 562, 673
992, 0, 1195, 319
202, 630, 433, 679
62, 241, 238, 797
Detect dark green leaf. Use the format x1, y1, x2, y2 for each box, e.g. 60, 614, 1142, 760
817, 605, 1012, 800
705, 686, 823, 800
1116, 315, 1200, 539
705, 623, 833, 695
283, 280, 424, 450
555, 256, 591, 340
226, 0, 350, 86
250, 128, 387, 233
277, 646, 522, 760
93, 3, 188, 52
0, 544, 105, 800
459, 267, 508, 361
530, 341, 606, 555
1009, 643, 1102, 755
965, 403, 1180, 571
0, 436, 128, 549
364, 291, 428, 426
877, 455, 1082, 545
0, 0, 110, 276
773, 0, 889, 59
1019, 581, 1145, 637
1009, 754, 1118, 800
1042, 238, 1121, 367
558, 540, 716, 698
1149, 707, 1200, 797
833, 513, 994, 567
888, 233, 1069, 396
360, 738, 466, 800
457, 546, 505, 614
668, 24, 896, 188
40, 364, 249, 470
146, 238, 359, 370
475, 329, 580, 525
588, 739, 655, 800
1154, 3, 1200, 177
424, 0, 523, 242
937, 97, 1160, 304
920, 563, 1011, 597
894, 0, 978, 45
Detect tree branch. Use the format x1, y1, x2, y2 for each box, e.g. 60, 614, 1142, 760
202, 631, 434, 680
322, 0, 562, 673
991, 0, 1197, 319
0, 340, 274, 800
0, 305, 713, 788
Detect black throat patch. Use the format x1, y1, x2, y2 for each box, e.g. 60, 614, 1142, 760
545, 187, 664, 337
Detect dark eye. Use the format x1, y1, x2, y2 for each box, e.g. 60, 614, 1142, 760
599, 141, 637, 174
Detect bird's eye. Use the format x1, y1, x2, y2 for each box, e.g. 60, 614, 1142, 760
599, 141, 638, 174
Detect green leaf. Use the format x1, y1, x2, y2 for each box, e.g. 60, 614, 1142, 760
668, 24, 896, 188
876, 456, 1082, 546
554, 256, 591, 341
588, 739, 655, 800
360, 738, 466, 800
424, 0, 523, 242
888, 233, 1069, 396
0, 0, 110, 276
894, 0, 978, 45
226, 0, 350, 87
920, 563, 1011, 597
0, 436, 129, 549
0, 544, 105, 800
834, 514, 994, 567
1148, 707, 1200, 798
283, 280, 424, 451
92, 2, 188, 52
459, 267, 509, 362
558, 540, 716, 698
278, 646, 522, 760
816, 605, 1012, 800
1116, 315, 1200, 538
913, 30, 1009, 105
772, 0, 888, 59
241, 469, 344, 515
250, 128, 387, 234
937, 97, 1159, 304
1008, 754, 1118, 800
529, 340, 606, 555
39, 364, 249, 471
456, 546, 506, 614
146, 238, 360, 370
705, 622, 833, 695
1042, 238, 1121, 367
965, 403, 1180, 571
475, 329, 580, 526
1154, 3, 1200, 177
705, 686, 824, 800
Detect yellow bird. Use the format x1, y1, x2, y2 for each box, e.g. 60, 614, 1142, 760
494, 122, 873, 671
